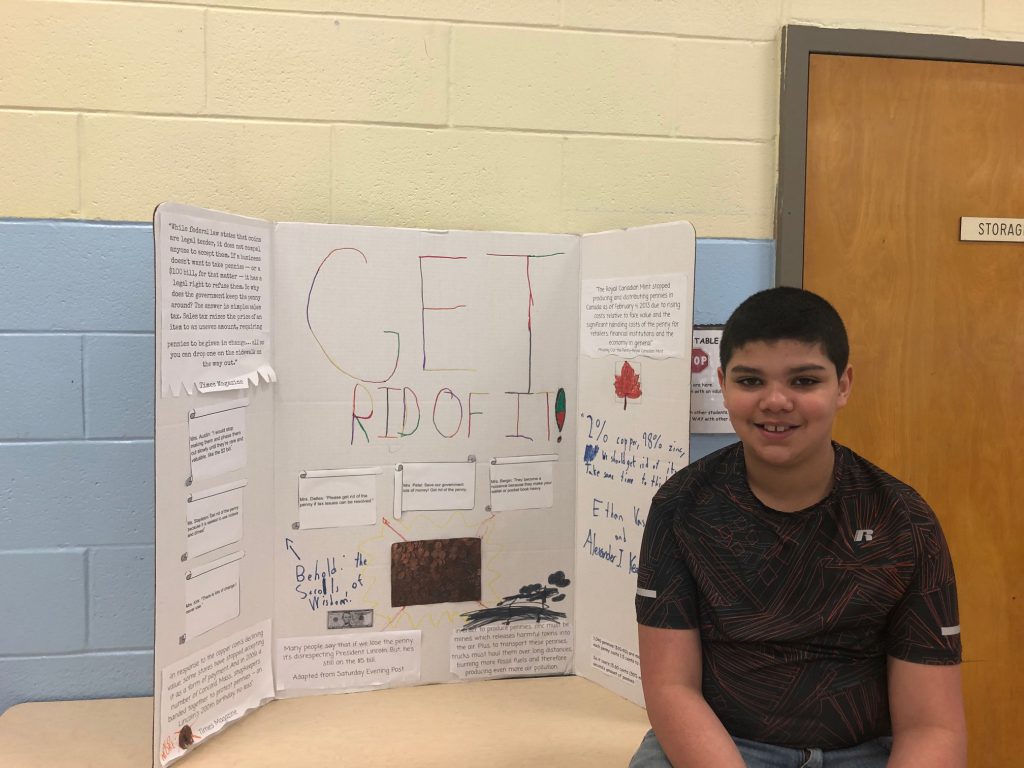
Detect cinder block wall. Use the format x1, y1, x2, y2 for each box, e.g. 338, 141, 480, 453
2, 0, 1022, 713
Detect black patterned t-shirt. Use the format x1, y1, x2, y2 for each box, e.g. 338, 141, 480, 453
635, 442, 961, 750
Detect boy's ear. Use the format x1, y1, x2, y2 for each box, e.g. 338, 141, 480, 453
837, 364, 853, 406
716, 366, 725, 390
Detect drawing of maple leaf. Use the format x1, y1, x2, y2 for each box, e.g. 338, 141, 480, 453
614, 361, 642, 409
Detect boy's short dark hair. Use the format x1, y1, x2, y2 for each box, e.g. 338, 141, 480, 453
719, 287, 849, 377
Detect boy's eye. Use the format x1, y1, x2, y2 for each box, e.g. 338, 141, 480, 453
792, 377, 820, 387
735, 377, 762, 387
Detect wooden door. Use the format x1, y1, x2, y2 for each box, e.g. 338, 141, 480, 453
803, 54, 1024, 765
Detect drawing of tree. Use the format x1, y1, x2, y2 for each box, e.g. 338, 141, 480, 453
459, 571, 572, 630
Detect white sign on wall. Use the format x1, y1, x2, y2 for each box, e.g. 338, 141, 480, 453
960, 217, 1024, 243
690, 327, 732, 434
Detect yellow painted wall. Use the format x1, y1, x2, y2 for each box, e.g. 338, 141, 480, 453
2, 0, 1023, 235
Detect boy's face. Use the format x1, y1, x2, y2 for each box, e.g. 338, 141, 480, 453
717, 339, 852, 472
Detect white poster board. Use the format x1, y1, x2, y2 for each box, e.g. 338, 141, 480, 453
153, 204, 695, 764
573, 223, 695, 705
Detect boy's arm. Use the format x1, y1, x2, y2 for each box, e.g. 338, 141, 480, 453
638, 625, 745, 768
886, 657, 967, 768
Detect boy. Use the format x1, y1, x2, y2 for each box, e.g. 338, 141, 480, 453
630, 287, 965, 767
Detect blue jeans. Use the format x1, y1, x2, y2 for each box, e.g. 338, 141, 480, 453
629, 728, 893, 767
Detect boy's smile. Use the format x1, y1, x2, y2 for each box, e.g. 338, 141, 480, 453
718, 339, 852, 480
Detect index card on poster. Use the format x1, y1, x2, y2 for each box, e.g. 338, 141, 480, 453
186, 479, 245, 559
188, 399, 248, 484
397, 461, 476, 512
489, 454, 557, 512
297, 467, 381, 530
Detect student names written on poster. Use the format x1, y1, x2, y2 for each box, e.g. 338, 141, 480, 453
159, 620, 273, 766
581, 273, 687, 358
450, 623, 574, 680
275, 631, 421, 690
591, 635, 640, 687
157, 205, 274, 394
579, 411, 687, 575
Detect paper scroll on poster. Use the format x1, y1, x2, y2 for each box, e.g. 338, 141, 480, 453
186, 480, 245, 559
185, 552, 242, 639
188, 399, 248, 483
397, 461, 476, 513
488, 455, 556, 512
298, 467, 380, 530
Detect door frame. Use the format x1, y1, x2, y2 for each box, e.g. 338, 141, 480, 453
775, 24, 1024, 286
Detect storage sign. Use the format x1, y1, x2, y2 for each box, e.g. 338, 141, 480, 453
960, 217, 1024, 242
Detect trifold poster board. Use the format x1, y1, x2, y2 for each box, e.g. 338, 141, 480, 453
153, 203, 695, 766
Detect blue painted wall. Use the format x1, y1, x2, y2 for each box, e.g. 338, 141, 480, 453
0, 220, 772, 713
0, 221, 155, 713
690, 239, 775, 460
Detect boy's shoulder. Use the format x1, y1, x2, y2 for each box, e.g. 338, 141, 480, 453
834, 443, 942, 528
835, 444, 925, 502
